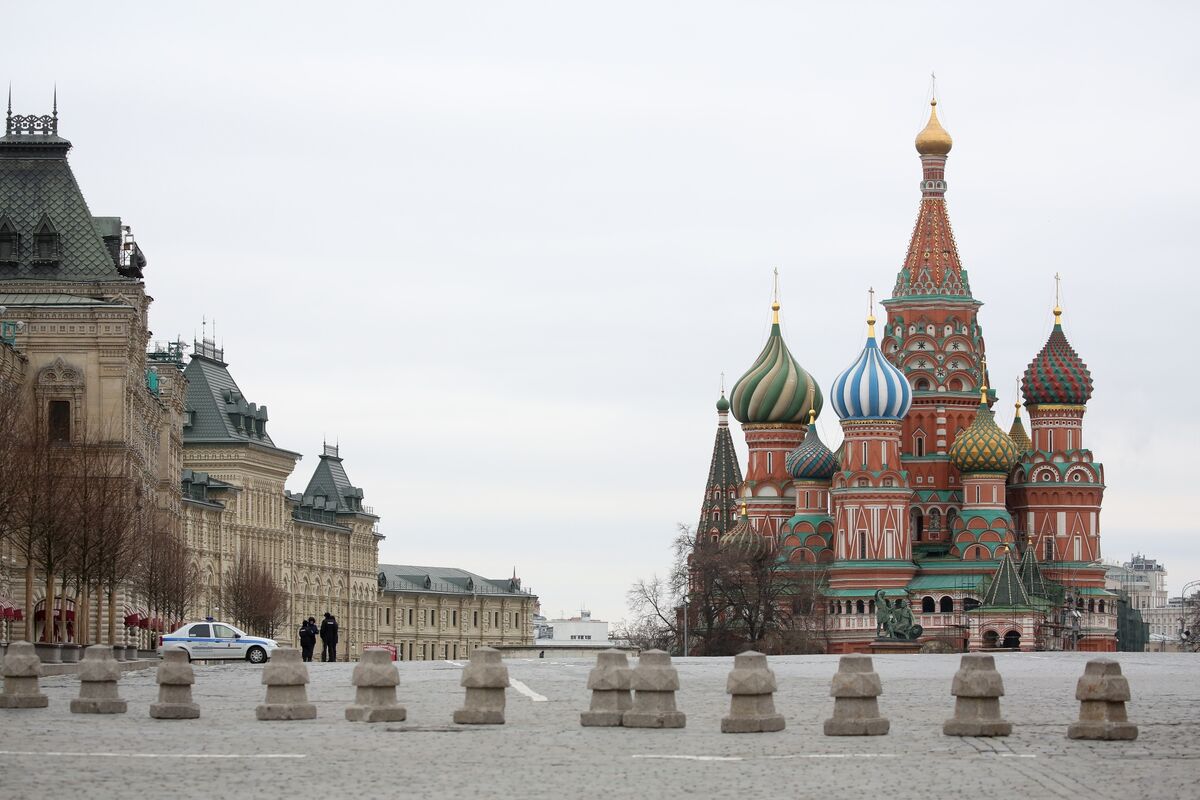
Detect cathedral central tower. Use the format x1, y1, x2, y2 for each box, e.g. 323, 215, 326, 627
881, 98, 989, 547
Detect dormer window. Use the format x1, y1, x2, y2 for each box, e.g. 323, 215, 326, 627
31, 215, 61, 266
0, 217, 19, 266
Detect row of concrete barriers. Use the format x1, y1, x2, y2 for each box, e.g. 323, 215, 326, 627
0, 642, 1137, 740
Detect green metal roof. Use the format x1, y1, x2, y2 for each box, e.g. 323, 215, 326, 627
0, 129, 132, 283
378, 564, 535, 598
301, 445, 371, 516
906, 574, 985, 591
982, 554, 1032, 608
182, 348, 296, 457
825, 588, 906, 598
0, 291, 130, 306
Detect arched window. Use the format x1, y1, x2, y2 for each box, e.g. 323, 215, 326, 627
1088, 599, 1095, 613
1002, 630, 1021, 649
856, 599, 865, 614
916, 378, 930, 391
982, 630, 999, 648
921, 596, 935, 613
1098, 600, 1106, 613
939, 595, 953, 613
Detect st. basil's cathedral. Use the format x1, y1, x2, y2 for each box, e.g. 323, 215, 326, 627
696, 98, 1113, 653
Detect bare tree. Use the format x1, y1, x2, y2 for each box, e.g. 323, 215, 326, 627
615, 574, 679, 651
133, 513, 200, 635
223, 553, 287, 638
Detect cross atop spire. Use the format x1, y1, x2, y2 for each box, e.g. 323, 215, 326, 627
867, 286, 876, 337
771, 268, 780, 324
1053, 272, 1063, 325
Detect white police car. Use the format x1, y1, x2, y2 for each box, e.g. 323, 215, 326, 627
159, 620, 278, 664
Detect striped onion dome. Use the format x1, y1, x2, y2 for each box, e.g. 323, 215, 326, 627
830, 315, 912, 421
785, 411, 838, 481
950, 394, 1021, 474
1022, 310, 1093, 406
730, 301, 822, 425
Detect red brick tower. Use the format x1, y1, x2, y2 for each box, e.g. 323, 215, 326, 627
880, 99, 990, 547
1007, 292, 1111, 650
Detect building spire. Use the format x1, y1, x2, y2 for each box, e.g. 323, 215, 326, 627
771, 267, 780, 325
867, 287, 876, 338
1053, 272, 1063, 326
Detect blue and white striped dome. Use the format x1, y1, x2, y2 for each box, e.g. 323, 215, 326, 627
830, 321, 913, 421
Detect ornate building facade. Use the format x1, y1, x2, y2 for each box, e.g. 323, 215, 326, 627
1, 99, 537, 658
704, 98, 1115, 653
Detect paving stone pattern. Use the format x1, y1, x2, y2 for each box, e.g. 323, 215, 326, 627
0, 653, 1196, 799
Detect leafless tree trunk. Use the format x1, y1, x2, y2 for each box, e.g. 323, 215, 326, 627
223, 552, 287, 637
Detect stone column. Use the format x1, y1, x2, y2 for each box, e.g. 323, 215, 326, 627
1067, 659, 1137, 740
622, 649, 686, 729
150, 649, 200, 719
453, 646, 508, 724
0, 641, 49, 709
346, 648, 406, 722
580, 649, 632, 727
70, 645, 127, 714
823, 654, 888, 735
943, 653, 1010, 736
256, 647, 317, 720
722, 651, 784, 733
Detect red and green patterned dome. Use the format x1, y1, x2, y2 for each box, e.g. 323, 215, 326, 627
1022, 311, 1093, 406
950, 396, 1021, 474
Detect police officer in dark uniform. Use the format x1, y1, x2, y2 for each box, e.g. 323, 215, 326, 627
319, 612, 339, 662
298, 617, 317, 662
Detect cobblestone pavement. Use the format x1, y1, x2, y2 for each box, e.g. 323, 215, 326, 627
1, 652, 1196, 799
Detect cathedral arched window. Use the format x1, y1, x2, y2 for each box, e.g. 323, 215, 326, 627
939, 596, 954, 612
916, 378, 930, 391
856, 600, 865, 614
921, 596, 935, 613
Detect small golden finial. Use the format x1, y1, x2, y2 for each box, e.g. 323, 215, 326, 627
771, 268, 781, 324
1053, 272, 1063, 325
808, 408, 817, 425
866, 287, 876, 338
979, 355, 989, 403
1014, 378, 1022, 415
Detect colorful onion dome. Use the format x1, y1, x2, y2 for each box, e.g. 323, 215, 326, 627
1008, 399, 1033, 453
716, 393, 730, 413
785, 410, 838, 481
730, 300, 822, 425
720, 504, 765, 556
1022, 307, 1093, 406
915, 98, 953, 156
830, 312, 912, 421
950, 390, 1021, 473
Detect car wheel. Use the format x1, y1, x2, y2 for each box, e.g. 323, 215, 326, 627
246, 646, 267, 664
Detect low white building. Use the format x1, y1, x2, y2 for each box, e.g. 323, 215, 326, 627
536, 610, 611, 646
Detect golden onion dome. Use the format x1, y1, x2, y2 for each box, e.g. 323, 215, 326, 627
915, 99, 953, 156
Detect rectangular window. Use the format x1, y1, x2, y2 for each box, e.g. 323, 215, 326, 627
766, 452, 773, 473
1044, 537, 1055, 561
408, 608, 413, 626
385, 608, 391, 626
48, 400, 71, 442
473, 610, 478, 627
452, 610, 457, 626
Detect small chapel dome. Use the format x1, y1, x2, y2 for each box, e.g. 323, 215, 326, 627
730, 300, 823, 425
720, 505, 766, 557
830, 313, 912, 421
716, 393, 730, 413
950, 391, 1021, 474
785, 411, 839, 481
915, 99, 953, 156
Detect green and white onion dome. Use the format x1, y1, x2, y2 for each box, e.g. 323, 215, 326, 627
730, 301, 823, 425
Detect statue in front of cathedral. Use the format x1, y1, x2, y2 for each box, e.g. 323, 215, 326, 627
874, 590, 924, 641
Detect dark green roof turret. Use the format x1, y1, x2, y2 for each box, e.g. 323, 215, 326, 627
982, 548, 1032, 608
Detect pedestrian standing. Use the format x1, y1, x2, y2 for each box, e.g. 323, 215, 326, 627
319, 612, 339, 663
298, 617, 317, 662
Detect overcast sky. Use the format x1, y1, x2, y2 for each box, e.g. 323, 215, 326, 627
5, 2, 1197, 621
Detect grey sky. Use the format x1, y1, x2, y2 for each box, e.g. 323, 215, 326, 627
5, 1, 1197, 621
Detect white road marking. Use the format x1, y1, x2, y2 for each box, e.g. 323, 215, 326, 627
763, 753, 899, 760
0, 751, 304, 759
632, 755, 744, 762
446, 660, 465, 667
509, 678, 548, 702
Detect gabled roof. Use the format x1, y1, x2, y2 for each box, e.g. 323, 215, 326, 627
981, 552, 1032, 608
302, 444, 369, 515
377, 564, 534, 598
0, 121, 130, 282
